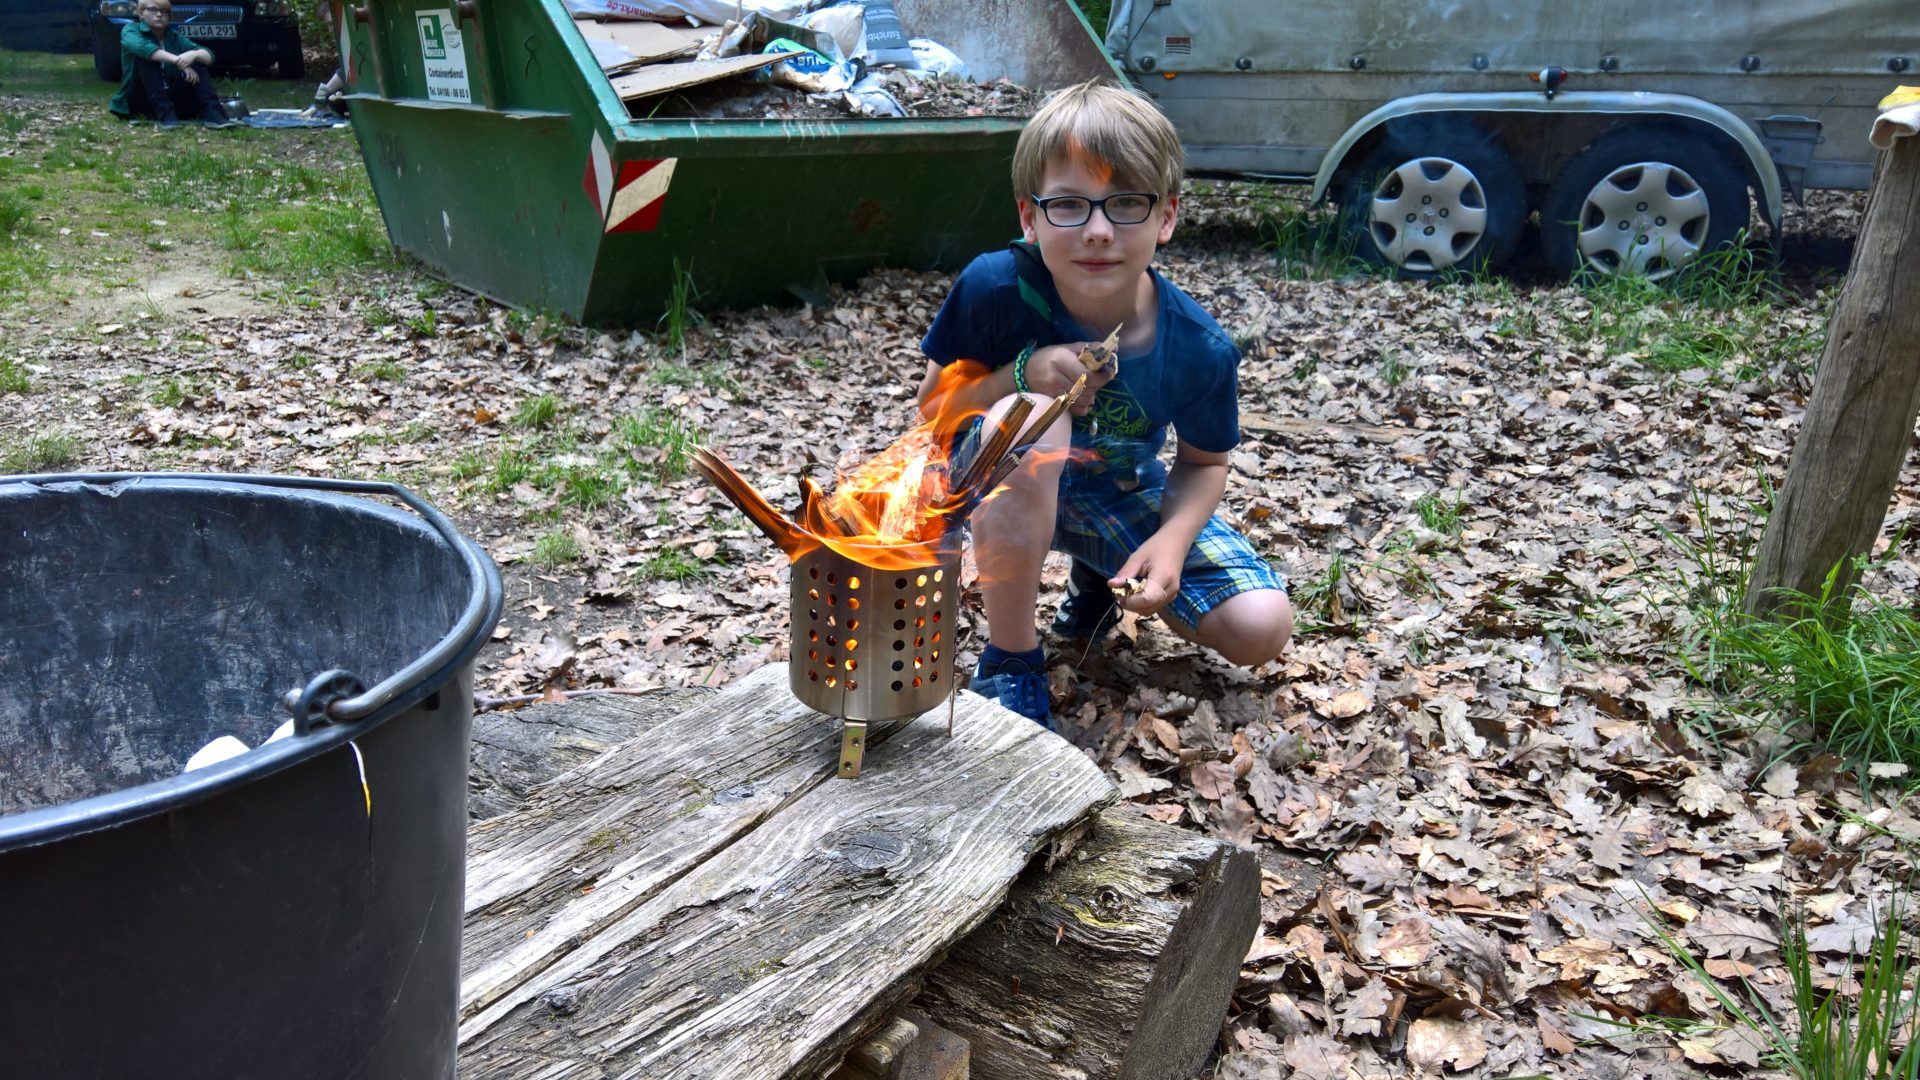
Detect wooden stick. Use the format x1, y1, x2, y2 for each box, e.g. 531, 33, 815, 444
1078, 324, 1122, 375
956, 396, 1034, 495
692, 448, 805, 557
1014, 373, 1087, 451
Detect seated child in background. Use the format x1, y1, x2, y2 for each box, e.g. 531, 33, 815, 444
916, 80, 1293, 729
107, 0, 235, 128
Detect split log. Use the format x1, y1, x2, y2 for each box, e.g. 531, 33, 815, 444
911, 808, 1261, 1080
1746, 133, 1920, 612
458, 663, 1116, 1080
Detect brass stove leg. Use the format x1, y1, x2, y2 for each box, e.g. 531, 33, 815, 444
837, 720, 868, 779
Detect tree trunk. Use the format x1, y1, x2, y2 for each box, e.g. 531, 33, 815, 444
911, 808, 1262, 1080
1746, 135, 1920, 614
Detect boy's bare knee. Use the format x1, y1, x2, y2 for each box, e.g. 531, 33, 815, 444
1198, 592, 1293, 668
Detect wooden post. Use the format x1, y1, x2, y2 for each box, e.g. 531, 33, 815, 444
1745, 134, 1920, 614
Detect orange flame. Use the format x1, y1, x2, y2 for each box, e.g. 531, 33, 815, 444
696, 360, 1041, 574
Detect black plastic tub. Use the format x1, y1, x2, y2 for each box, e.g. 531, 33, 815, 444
0, 473, 503, 1079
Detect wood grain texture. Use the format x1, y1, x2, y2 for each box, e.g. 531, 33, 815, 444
1748, 136, 1920, 611
468, 687, 715, 820
459, 662, 1116, 1080
912, 808, 1260, 1080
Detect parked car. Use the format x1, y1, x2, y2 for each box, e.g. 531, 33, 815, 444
89, 0, 304, 82
0, 0, 90, 53
1102, 0, 1912, 278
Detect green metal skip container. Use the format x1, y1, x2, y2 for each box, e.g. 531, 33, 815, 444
331, 0, 1123, 324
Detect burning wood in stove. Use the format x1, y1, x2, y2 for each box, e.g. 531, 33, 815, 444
692, 367, 1089, 563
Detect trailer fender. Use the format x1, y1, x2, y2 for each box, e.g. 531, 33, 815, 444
1311, 91, 1783, 229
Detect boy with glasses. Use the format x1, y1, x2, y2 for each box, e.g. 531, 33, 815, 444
108, 0, 237, 128
917, 80, 1292, 729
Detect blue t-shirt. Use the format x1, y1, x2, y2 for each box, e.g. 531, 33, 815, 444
920, 242, 1242, 492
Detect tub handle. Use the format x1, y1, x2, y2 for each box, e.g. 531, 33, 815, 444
289, 670, 371, 735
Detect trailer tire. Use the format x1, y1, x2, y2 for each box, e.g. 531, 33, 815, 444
1337, 122, 1525, 277
93, 30, 122, 83
1542, 127, 1750, 281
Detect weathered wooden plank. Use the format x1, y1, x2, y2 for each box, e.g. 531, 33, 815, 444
469, 687, 714, 821
460, 663, 1116, 1080
913, 808, 1260, 1080
461, 664, 888, 1022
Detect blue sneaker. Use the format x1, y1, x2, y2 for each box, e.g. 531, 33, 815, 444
970, 655, 1054, 730
1052, 559, 1121, 641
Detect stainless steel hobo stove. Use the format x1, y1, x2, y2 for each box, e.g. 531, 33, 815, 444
788, 541, 959, 778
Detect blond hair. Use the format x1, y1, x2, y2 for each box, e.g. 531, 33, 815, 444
139, 0, 172, 12
1012, 80, 1183, 198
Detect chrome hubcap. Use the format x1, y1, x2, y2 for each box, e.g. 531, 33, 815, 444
1366, 157, 1490, 272
1575, 162, 1710, 279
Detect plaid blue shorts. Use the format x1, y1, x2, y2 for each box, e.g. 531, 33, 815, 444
952, 417, 1286, 632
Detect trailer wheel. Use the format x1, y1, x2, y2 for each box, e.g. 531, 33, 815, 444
1542, 127, 1750, 281
93, 30, 122, 82
1338, 124, 1525, 276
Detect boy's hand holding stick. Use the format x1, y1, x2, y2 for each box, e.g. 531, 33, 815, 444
1077, 324, 1122, 376
1022, 325, 1121, 417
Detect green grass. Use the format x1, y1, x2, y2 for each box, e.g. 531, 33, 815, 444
1257, 195, 1372, 281
354, 361, 406, 382
1378, 349, 1408, 388
151, 376, 190, 407
1645, 323, 1745, 373
0, 432, 79, 473
1413, 491, 1464, 537
1290, 551, 1351, 629
652, 359, 738, 395
0, 189, 32, 239
485, 447, 535, 492
1637, 898, 1920, 1080
0, 358, 29, 394
616, 406, 700, 481
552, 463, 622, 509
635, 547, 710, 583
658, 257, 704, 356
1712, 572, 1920, 771
1665, 482, 1920, 772
0, 55, 392, 309
512, 394, 562, 431
531, 531, 583, 567
1071, 0, 1112, 31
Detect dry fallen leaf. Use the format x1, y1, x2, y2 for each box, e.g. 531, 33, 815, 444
1689, 908, 1780, 960
1377, 917, 1433, 967
1322, 688, 1371, 719
1404, 1017, 1487, 1072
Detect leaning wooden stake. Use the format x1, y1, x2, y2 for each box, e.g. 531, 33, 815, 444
1745, 133, 1920, 615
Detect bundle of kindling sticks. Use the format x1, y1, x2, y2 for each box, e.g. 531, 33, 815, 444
693, 327, 1121, 557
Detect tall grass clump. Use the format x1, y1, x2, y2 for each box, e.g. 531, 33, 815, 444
1666, 485, 1920, 772
1644, 899, 1920, 1080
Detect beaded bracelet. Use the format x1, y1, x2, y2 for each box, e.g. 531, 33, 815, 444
1011, 341, 1037, 395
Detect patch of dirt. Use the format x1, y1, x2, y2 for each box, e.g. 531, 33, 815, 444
64, 264, 281, 324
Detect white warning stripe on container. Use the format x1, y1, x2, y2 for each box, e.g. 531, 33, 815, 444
604, 158, 678, 234
581, 130, 613, 220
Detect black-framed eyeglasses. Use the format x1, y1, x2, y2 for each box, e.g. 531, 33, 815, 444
1029, 192, 1160, 228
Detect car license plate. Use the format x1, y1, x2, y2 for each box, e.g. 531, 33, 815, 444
183, 23, 237, 39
